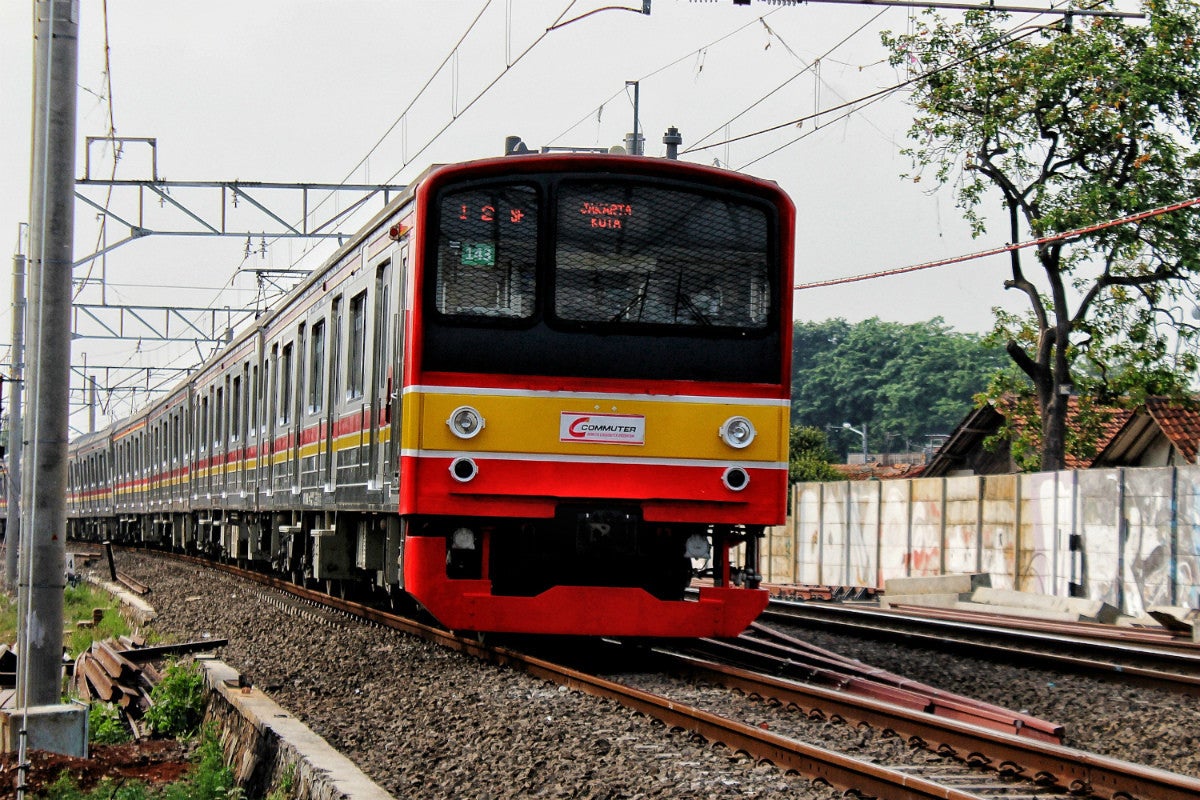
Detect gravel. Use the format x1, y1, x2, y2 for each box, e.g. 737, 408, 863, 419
786, 624, 1200, 779
112, 552, 1200, 798
115, 553, 835, 800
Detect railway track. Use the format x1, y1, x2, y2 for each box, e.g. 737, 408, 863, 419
112, 551, 1200, 800
761, 599, 1200, 694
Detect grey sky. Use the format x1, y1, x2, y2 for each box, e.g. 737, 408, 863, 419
3, 0, 1119, 429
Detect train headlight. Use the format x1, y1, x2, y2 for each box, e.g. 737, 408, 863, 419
447, 406, 485, 439
451, 527, 477, 551
719, 416, 756, 449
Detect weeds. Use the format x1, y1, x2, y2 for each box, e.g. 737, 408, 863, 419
65, 583, 132, 658
34, 724, 241, 800
144, 660, 206, 739
88, 701, 132, 745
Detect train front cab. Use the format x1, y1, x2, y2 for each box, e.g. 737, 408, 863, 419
396, 155, 794, 637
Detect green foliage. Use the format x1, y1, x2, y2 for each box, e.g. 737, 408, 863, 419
159, 724, 241, 800
788, 426, 843, 483
145, 660, 206, 739
882, 1, 1200, 469
65, 583, 131, 658
0, 592, 15, 646
35, 772, 150, 800
34, 726, 238, 800
265, 765, 297, 800
791, 317, 1004, 456
89, 701, 132, 745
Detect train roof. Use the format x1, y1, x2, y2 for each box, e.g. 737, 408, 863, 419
71, 153, 793, 447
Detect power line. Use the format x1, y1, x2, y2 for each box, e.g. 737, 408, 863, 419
279, 2, 581, 276
690, 9, 890, 153
546, 9, 778, 148
794, 196, 1200, 291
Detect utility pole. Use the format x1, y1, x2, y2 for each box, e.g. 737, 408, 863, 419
6, 227, 28, 590
624, 81, 643, 156
18, 0, 79, 723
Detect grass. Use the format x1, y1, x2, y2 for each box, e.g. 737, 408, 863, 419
65, 582, 134, 658
33, 724, 244, 800
1, 581, 137, 658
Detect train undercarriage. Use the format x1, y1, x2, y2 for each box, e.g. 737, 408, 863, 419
68, 505, 767, 636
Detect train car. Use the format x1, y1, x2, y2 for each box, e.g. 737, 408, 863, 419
63, 148, 795, 638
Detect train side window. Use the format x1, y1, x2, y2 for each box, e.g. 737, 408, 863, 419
348, 290, 367, 399
268, 343, 279, 431
250, 364, 260, 438
308, 319, 326, 414
231, 374, 242, 442
215, 385, 225, 446
200, 395, 210, 453
280, 342, 294, 423
434, 184, 538, 319
374, 273, 390, 392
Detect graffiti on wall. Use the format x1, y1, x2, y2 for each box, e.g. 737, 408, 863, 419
792, 466, 1200, 613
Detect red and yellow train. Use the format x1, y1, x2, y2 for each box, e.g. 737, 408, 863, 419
44, 150, 796, 637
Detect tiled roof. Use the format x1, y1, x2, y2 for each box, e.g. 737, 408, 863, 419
1145, 397, 1200, 463
831, 462, 926, 481
924, 396, 1134, 476
1066, 402, 1134, 469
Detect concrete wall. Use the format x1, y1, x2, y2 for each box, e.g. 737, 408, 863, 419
769, 465, 1200, 615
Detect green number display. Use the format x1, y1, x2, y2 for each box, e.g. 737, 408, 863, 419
461, 242, 496, 266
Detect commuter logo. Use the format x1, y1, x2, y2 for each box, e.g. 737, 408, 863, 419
560, 412, 645, 445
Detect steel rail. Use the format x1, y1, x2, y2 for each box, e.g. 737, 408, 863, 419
128, 552, 1200, 799
761, 603, 1200, 693
690, 625, 1065, 742
882, 602, 1200, 651
645, 647, 1200, 800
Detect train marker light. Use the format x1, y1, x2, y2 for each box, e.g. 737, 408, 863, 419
450, 457, 479, 483
719, 416, 756, 449
448, 406, 485, 439
451, 527, 477, 550
722, 467, 750, 492
685, 533, 711, 560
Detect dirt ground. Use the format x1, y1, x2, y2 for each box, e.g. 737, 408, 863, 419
0, 740, 192, 798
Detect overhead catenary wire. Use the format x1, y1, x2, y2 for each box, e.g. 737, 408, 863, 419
545, 9, 779, 148
275, 2, 582, 278
685, 19, 1047, 156
72, 0, 119, 302
793, 196, 1200, 291
689, 9, 890, 153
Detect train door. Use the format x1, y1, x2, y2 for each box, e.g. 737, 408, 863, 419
270, 342, 284, 494
199, 388, 212, 498
387, 245, 408, 488
292, 323, 306, 493
324, 296, 342, 492
369, 256, 395, 491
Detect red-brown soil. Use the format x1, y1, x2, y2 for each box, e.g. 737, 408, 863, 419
0, 740, 192, 798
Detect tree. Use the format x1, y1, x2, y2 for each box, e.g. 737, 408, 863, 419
881, 1, 1200, 470
788, 425, 842, 483
791, 317, 1003, 456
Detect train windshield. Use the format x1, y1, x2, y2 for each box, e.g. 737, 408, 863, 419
427, 172, 783, 383
554, 182, 770, 330
433, 184, 539, 319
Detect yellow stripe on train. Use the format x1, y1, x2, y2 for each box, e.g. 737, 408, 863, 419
402, 390, 789, 462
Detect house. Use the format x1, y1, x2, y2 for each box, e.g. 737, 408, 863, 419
1092, 397, 1200, 467
923, 398, 1137, 477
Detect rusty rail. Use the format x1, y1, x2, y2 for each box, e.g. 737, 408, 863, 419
132, 551, 1200, 800
762, 601, 1200, 694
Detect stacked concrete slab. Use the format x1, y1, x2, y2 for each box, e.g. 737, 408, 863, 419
880, 572, 1125, 624
880, 573, 991, 610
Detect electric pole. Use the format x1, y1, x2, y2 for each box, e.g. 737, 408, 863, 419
18, 0, 79, 714
7, 228, 27, 590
